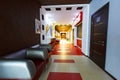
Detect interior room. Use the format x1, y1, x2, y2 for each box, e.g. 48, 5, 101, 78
0, 0, 120, 80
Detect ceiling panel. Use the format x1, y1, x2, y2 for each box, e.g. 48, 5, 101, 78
38, 0, 92, 5
55, 25, 72, 33
41, 5, 83, 25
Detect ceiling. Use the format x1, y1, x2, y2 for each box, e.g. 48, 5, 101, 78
55, 25, 72, 33
40, 0, 91, 33
38, 0, 92, 5
41, 5, 84, 25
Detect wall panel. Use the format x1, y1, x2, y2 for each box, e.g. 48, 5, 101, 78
0, 0, 41, 56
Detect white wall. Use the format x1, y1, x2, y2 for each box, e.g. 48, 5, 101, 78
73, 27, 77, 46
90, 0, 120, 79
40, 4, 90, 46
82, 5, 90, 56
40, 8, 51, 44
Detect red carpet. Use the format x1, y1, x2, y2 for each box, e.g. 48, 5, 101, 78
54, 59, 75, 63
47, 72, 82, 80
52, 44, 83, 55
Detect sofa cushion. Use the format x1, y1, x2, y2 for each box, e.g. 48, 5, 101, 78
0, 59, 36, 79
26, 48, 48, 60
32, 60, 46, 80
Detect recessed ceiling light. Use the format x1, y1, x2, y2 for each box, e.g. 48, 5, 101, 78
77, 7, 83, 10
45, 8, 51, 11
66, 7, 72, 10
56, 8, 61, 11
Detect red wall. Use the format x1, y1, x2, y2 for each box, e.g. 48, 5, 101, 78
77, 39, 82, 48
0, 0, 41, 56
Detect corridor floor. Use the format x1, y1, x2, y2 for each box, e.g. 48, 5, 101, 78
39, 55, 114, 80
39, 43, 114, 80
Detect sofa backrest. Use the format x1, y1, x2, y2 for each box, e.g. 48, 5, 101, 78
2, 49, 26, 59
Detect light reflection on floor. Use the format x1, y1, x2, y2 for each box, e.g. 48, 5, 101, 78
59, 39, 68, 58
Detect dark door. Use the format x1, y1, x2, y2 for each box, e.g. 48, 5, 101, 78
90, 3, 109, 69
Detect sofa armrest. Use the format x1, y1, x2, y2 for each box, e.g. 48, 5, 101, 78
0, 59, 36, 79
26, 48, 48, 60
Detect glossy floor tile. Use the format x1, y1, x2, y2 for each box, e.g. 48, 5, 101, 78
39, 55, 114, 80
51, 44, 82, 55
47, 72, 82, 80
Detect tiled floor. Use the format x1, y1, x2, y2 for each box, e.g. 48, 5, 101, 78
39, 42, 114, 80
51, 43, 82, 55
39, 55, 114, 80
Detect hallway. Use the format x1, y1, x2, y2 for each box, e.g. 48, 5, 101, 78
0, 0, 120, 79
39, 42, 114, 80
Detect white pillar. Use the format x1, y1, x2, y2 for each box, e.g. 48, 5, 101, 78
74, 27, 77, 46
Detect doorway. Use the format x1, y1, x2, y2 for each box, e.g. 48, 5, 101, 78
90, 3, 109, 69
61, 33, 66, 39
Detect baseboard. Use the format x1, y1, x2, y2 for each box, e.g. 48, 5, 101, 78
104, 70, 117, 80
81, 52, 89, 57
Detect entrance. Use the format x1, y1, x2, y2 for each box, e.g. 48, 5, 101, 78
61, 33, 66, 39
90, 3, 109, 69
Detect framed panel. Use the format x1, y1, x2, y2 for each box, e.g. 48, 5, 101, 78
35, 18, 40, 34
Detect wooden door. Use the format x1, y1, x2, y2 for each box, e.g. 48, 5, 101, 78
90, 3, 109, 69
